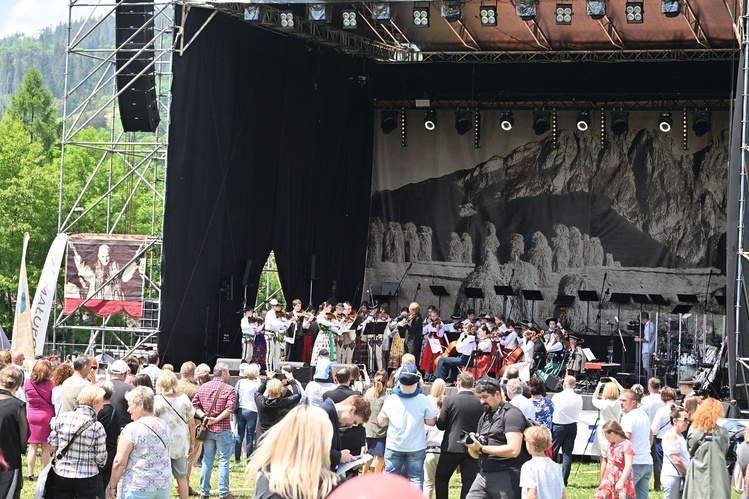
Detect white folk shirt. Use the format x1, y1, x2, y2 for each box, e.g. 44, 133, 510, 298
264, 310, 290, 335
499, 331, 519, 350
240, 317, 262, 338
455, 334, 477, 356
316, 313, 342, 335
423, 320, 445, 338
551, 389, 583, 425
520, 338, 535, 362
477, 336, 494, 353
545, 337, 564, 353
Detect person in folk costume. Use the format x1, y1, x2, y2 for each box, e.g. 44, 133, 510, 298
240, 307, 263, 363
537, 329, 566, 381
311, 301, 342, 365
265, 299, 293, 373
565, 334, 586, 379
386, 307, 409, 371
252, 311, 268, 371
420, 308, 446, 382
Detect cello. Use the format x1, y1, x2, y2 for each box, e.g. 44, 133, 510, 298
498, 346, 524, 377
433, 324, 474, 369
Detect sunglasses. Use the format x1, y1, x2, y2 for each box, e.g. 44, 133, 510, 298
675, 417, 691, 423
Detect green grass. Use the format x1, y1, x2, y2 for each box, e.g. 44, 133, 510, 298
18, 458, 741, 498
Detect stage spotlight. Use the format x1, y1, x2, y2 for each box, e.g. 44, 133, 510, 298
413, 6, 430, 27
586, 0, 606, 19
662, 0, 680, 17
372, 3, 391, 21
500, 111, 514, 131
625, 2, 643, 23
576, 110, 591, 131
516, 0, 537, 21
342, 9, 358, 29
424, 109, 437, 130
692, 111, 711, 137
556, 4, 572, 25
244, 5, 263, 23
479, 6, 497, 26
611, 111, 629, 135
279, 10, 295, 29
381, 109, 397, 134
307, 4, 332, 23
441, 1, 463, 22
532, 111, 551, 135
455, 108, 472, 135
658, 112, 673, 133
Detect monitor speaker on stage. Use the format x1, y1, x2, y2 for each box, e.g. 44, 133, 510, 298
242, 260, 254, 286
115, 0, 160, 132
545, 374, 563, 392
217, 358, 243, 376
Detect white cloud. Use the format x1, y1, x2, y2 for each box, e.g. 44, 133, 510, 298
0, 0, 97, 38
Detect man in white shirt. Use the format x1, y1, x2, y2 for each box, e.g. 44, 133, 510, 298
240, 307, 262, 362
507, 379, 535, 420
140, 351, 162, 387
620, 388, 653, 499
634, 312, 655, 379
640, 378, 664, 491
434, 327, 476, 383
550, 375, 582, 485
264, 299, 291, 372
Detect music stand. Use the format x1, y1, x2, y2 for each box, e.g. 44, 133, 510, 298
465, 287, 484, 313
677, 294, 699, 303
521, 290, 543, 325
672, 304, 692, 384
494, 285, 514, 317
381, 282, 399, 297
648, 294, 668, 370
715, 295, 726, 307
429, 285, 449, 313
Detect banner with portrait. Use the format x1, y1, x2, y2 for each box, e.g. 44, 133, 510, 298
63, 234, 148, 318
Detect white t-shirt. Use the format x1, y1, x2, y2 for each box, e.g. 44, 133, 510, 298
235, 378, 260, 412
661, 432, 690, 478
650, 404, 673, 439
510, 394, 537, 421
620, 408, 653, 465
520, 456, 565, 499
641, 393, 664, 424
551, 389, 583, 425
379, 393, 437, 452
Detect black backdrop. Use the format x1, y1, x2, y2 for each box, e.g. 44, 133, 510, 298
160, 9, 374, 366
160, 8, 735, 367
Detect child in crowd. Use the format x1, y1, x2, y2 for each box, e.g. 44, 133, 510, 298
313, 349, 333, 382
520, 425, 566, 499
596, 420, 635, 499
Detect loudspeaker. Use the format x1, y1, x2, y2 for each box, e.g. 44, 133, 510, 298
242, 260, 253, 286
216, 358, 243, 376
140, 299, 159, 328
545, 374, 563, 392
228, 275, 234, 302
292, 366, 314, 384
309, 255, 317, 281
115, 0, 160, 132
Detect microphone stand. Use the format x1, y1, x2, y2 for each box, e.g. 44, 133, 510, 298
393, 263, 413, 312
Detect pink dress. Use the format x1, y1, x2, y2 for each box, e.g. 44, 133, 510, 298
25, 379, 55, 444
595, 439, 636, 499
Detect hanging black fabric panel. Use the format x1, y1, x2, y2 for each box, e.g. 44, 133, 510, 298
160, 9, 373, 366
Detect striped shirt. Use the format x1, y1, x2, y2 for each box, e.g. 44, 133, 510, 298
192, 379, 236, 433
49, 405, 107, 478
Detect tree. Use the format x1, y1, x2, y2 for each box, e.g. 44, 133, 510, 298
6, 67, 60, 157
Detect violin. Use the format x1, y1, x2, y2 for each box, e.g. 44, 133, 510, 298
398, 312, 418, 327
248, 317, 264, 325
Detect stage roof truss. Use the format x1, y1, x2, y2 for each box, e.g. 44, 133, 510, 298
596, 15, 626, 50
445, 18, 481, 51
682, 0, 710, 49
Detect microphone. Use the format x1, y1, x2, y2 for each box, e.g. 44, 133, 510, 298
603, 272, 608, 281
614, 316, 619, 323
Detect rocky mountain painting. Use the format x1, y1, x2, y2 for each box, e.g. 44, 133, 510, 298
363, 110, 728, 345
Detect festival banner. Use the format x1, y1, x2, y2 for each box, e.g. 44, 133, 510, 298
63, 234, 148, 318
11, 233, 34, 360
30, 233, 69, 356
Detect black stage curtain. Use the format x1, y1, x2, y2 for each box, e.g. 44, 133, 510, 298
160, 9, 373, 366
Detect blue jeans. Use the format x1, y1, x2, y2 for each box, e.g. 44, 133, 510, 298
201, 429, 233, 497
234, 409, 258, 460
435, 355, 470, 382
552, 422, 577, 485
384, 448, 427, 489
632, 463, 652, 499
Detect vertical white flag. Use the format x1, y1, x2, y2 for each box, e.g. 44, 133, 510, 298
31, 233, 69, 356
11, 233, 34, 360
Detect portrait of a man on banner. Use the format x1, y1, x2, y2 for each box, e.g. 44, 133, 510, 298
63, 234, 147, 318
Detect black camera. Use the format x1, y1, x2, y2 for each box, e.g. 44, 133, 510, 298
626, 321, 639, 332
458, 430, 472, 444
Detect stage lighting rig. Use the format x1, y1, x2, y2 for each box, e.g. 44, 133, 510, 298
692, 111, 711, 137
342, 8, 358, 29
372, 3, 391, 21
500, 111, 514, 131
658, 112, 672, 133
661, 0, 680, 17
576, 110, 591, 131
611, 111, 629, 135
556, 4, 572, 25
516, 0, 538, 21
586, 0, 605, 19
279, 10, 295, 29
479, 5, 497, 26
307, 4, 332, 23
532, 111, 551, 135
424, 109, 437, 130
441, 1, 463, 22
381, 109, 397, 134
243, 5, 264, 23
413, 5, 430, 27
455, 108, 472, 135
625, 2, 643, 23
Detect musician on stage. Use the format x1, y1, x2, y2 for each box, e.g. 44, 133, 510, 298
565, 334, 586, 378
240, 307, 262, 362
403, 302, 424, 359
633, 312, 655, 379
338, 301, 357, 364
434, 323, 477, 383
498, 321, 519, 352
311, 301, 341, 365
265, 299, 292, 372
494, 314, 509, 334
463, 309, 478, 329
537, 329, 566, 380
287, 299, 312, 362
530, 327, 547, 372
443, 314, 464, 343
477, 313, 495, 332
420, 309, 446, 381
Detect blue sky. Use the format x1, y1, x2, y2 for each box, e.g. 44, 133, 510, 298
0, 0, 82, 38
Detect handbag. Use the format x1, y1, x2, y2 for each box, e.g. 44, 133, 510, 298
195, 384, 224, 442
665, 450, 685, 492
733, 463, 746, 493
37, 419, 95, 499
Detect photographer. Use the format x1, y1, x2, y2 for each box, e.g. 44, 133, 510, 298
464, 379, 531, 498
254, 370, 302, 439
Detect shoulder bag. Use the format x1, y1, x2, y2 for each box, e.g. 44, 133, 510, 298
37, 419, 95, 499
195, 384, 224, 442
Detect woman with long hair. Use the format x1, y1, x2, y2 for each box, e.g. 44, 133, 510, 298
247, 405, 340, 499
683, 397, 730, 499
25, 359, 54, 480
51, 363, 74, 415
661, 406, 690, 499
234, 363, 261, 462
591, 380, 620, 477
364, 370, 388, 473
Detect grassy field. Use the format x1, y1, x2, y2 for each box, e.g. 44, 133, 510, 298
18, 458, 685, 499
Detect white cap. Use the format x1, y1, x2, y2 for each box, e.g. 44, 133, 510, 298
269, 299, 280, 306
110, 359, 129, 375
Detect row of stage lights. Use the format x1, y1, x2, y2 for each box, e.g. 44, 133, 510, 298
380, 109, 712, 148
247, 0, 682, 30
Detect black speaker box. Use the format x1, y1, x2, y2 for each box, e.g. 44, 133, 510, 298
545, 374, 563, 392
291, 365, 314, 384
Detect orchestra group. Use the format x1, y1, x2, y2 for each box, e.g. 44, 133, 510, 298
240, 298, 587, 384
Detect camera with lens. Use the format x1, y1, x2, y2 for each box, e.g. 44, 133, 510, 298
626, 321, 639, 332
459, 431, 487, 445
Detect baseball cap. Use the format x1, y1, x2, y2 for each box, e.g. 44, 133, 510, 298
269, 299, 280, 306
110, 360, 129, 375
399, 364, 421, 386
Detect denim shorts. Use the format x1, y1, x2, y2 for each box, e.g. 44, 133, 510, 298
367, 437, 386, 457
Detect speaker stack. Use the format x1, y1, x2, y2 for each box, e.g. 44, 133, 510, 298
115, 0, 160, 132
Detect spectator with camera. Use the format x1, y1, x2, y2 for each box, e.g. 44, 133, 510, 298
464, 378, 531, 499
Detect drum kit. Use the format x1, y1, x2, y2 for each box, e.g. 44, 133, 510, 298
653, 318, 722, 388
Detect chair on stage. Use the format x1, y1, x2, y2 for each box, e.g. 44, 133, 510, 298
464, 342, 502, 380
